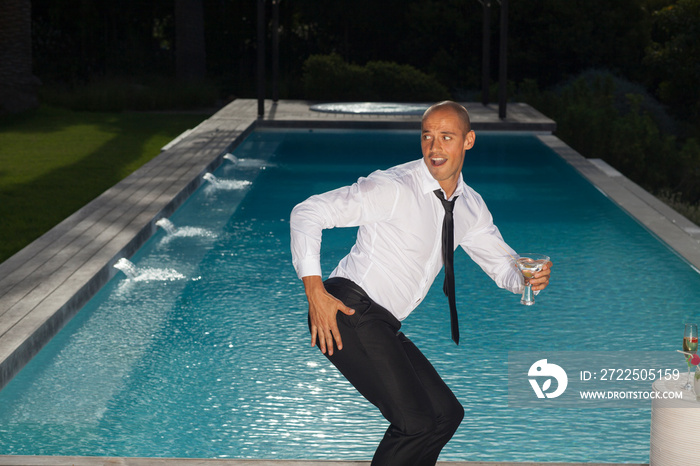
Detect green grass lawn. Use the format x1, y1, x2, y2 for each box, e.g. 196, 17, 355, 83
0, 106, 211, 264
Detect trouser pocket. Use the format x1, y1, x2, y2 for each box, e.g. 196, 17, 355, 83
323, 277, 400, 332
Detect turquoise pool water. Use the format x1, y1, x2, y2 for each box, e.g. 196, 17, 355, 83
0, 129, 698, 462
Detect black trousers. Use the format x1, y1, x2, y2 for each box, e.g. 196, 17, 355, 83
320, 277, 464, 466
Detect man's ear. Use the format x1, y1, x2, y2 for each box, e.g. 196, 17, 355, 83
464, 130, 476, 151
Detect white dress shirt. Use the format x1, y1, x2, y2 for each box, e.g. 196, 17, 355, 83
290, 158, 523, 320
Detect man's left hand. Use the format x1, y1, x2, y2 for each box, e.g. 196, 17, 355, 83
530, 261, 553, 291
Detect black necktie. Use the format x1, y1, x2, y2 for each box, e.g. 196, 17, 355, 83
434, 189, 459, 344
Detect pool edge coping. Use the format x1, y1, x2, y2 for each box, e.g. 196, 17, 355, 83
0, 456, 649, 466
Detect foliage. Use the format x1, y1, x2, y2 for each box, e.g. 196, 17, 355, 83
518, 70, 700, 206
31, 0, 174, 83
0, 106, 208, 262
302, 54, 450, 101
0, 0, 40, 114
27, 0, 700, 122
39, 76, 220, 112
657, 190, 700, 226
291, 0, 411, 64
401, 0, 482, 91
365, 61, 451, 101
644, 0, 700, 120
302, 54, 372, 101
673, 138, 700, 203
509, 0, 651, 86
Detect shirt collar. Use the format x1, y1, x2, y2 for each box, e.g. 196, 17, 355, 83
418, 158, 466, 201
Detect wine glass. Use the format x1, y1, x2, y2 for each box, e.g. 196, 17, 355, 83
515, 253, 550, 306
681, 323, 698, 391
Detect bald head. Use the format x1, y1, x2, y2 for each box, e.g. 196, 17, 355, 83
422, 101, 471, 135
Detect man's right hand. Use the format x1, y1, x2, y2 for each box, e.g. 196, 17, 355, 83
302, 276, 355, 356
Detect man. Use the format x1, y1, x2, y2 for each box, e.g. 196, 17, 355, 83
290, 101, 552, 465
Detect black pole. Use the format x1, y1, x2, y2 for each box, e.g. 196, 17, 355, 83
257, 0, 266, 118
498, 0, 508, 119
481, 1, 491, 106
272, 0, 280, 102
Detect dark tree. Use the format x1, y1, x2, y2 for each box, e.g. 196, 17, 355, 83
645, 0, 700, 120
176, 0, 206, 80
509, 0, 650, 87
0, 0, 41, 113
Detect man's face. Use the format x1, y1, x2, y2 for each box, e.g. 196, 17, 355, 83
421, 107, 475, 195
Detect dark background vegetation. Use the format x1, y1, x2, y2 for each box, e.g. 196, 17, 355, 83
3, 0, 700, 219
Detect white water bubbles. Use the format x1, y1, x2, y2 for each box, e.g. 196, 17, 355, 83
155, 217, 217, 245
223, 153, 275, 170
113, 258, 186, 282
155, 218, 177, 235
202, 172, 252, 191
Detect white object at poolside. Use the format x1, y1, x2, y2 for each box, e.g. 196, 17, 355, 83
650, 377, 700, 465
310, 102, 430, 115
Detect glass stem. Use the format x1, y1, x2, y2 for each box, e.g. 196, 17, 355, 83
521, 283, 535, 305
687, 360, 693, 386
683, 357, 694, 390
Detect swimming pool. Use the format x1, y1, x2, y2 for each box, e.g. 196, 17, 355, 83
0, 129, 698, 462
